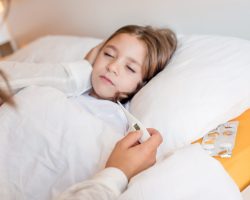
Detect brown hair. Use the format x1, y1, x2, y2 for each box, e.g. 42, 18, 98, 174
0, 70, 15, 106
0, 0, 15, 106
103, 25, 177, 103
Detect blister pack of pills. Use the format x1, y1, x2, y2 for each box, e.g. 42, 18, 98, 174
201, 121, 239, 158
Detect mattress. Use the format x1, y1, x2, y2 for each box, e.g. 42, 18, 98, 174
196, 109, 250, 191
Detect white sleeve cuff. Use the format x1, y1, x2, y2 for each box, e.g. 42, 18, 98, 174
92, 167, 128, 196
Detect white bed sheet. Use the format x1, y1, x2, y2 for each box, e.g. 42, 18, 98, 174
0, 86, 242, 200
119, 144, 242, 200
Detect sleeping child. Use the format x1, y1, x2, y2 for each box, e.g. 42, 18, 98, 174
0, 24, 177, 199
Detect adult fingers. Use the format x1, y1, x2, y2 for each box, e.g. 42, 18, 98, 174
117, 131, 142, 149
141, 128, 163, 150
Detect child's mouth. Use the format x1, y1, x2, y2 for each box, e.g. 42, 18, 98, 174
100, 75, 114, 85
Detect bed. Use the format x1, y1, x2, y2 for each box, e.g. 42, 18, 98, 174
194, 108, 250, 191
215, 108, 250, 191
0, 34, 249, 199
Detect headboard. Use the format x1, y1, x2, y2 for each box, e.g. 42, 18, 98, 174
6, 0, 250, 48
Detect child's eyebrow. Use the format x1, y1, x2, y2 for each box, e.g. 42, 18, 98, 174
105, 45, 117, 51
127, 57, 142, 68
105, 45, 142, 67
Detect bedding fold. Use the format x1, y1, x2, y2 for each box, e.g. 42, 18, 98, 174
0, 86, 242, 200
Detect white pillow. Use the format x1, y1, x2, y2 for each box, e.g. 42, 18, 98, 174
8, 35, 102, 63
129, 35, 250, 152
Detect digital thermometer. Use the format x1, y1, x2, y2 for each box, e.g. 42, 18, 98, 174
117, 101, 150, 143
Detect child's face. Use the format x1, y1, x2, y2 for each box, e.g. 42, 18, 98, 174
90, 33, 146, 101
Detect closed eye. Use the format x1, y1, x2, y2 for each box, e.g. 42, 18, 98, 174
126, 65, 136, 73
104, 52, 114, 58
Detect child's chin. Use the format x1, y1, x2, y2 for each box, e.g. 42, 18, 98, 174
96, 91, 115, 101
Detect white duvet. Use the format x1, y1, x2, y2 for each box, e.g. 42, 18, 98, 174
0, 86, 124, 199
0, 86, 242, 200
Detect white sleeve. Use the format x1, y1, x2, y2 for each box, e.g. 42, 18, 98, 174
0, 60, 92, 97
55, 167, 128, 200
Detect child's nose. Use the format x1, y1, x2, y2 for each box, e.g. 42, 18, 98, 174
107, 61, 120, 75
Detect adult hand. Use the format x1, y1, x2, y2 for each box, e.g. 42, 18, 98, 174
84, 42, 104, 65
105, 128, 163, 180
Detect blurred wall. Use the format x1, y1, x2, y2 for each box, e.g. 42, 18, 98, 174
6, 0, 250, 48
